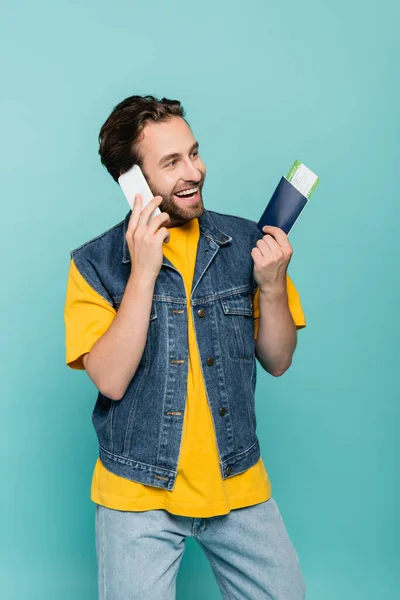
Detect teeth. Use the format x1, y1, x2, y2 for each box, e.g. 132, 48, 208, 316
175, 187, 198, 197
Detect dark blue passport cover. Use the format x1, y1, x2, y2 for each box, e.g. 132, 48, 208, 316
257, 176, 308, 235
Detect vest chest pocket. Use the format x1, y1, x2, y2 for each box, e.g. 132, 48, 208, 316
220, 292, 255, 360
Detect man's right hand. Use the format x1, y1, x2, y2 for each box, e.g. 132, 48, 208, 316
83, 194, 171, 400
125, 194, 171, 283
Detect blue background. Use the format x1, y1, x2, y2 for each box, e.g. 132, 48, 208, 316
1, 0, 399, 598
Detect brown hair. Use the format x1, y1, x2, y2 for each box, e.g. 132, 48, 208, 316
98, 95, 186, 182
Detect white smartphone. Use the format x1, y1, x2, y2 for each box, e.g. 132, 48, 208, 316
118, 164, 161, 219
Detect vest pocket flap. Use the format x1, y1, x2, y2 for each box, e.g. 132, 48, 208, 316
221, 293, 253, 316
150, 301, 158, 321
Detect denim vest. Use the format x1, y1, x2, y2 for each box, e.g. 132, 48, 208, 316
71, 209, 264, 490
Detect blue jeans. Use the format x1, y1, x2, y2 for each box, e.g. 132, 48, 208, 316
95, 498, 305, 600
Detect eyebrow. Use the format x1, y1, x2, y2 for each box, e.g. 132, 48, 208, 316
158, 142, 199, 166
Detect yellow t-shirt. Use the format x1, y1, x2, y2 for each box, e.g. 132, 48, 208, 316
65, 218, 306, 517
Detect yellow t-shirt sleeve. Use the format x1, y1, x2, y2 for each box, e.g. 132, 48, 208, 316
64, 259, 116, 370
253, 273, 306, 339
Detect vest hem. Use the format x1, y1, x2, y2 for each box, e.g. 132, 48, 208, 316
221, 439, 261, 478
99, 447, 177, 491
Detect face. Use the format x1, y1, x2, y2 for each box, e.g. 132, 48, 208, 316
137, 116, 206, 226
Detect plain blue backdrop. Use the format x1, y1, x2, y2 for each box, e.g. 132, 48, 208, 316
1, 0, 399, 598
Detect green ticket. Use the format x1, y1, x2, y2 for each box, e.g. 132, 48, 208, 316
286, 160, 320, 199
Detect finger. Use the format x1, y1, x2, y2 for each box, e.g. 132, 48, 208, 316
155, 226, 171, 245
137, 196, 163, 230
265, 239, 287, 263
263, 235, 280, 251
126, 194, 143, 235
262, 226, 292, 250
251, 247, 263, 263
263, 233, 292, 256
147, 211, 171, 236
256, 238, 272, 258
264, 234, 292, 261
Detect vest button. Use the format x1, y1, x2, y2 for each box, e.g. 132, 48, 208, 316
197, 309, 206, 318
207, 357, 215, 366
219, 407, 227, 416
226, 466, 232, 476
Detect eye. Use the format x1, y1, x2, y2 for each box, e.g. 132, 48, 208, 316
191, 150, 199, 158
166, 159, 178, 168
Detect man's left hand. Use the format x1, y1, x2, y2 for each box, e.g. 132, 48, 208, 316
251, 226, 293, 294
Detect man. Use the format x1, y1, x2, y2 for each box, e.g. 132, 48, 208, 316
64, 95, 307, 600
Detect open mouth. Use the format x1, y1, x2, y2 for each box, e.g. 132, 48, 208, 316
174, 186, 200, 201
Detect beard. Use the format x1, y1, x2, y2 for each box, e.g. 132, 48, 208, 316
161, 191, 204, 224
150, 180, 205, 225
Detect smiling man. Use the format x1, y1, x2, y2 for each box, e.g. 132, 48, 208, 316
64, 95, 306, 600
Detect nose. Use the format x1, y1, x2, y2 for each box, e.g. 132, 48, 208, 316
181, 159, 202, 183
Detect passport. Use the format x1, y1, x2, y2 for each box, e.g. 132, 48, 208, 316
257, 161, 319, 235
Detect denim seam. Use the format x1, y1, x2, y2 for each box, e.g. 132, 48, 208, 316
220, 439, 258, 466
134, 287, 254, 305
239, 353, 254, 427
235, 323, 255, 423
152, 295, 187, 303
100, 446, 177, 474
70, 218, 125, 256
233, 315, 246, 360
108, 400, 116, 454
192, 286, 254, 305
122, 364, 149, 454
248, 357, 257, 431
72, 260, 114, 308
156, 308, 171, 462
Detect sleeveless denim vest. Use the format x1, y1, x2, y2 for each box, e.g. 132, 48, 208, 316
71, 209, 264, 490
